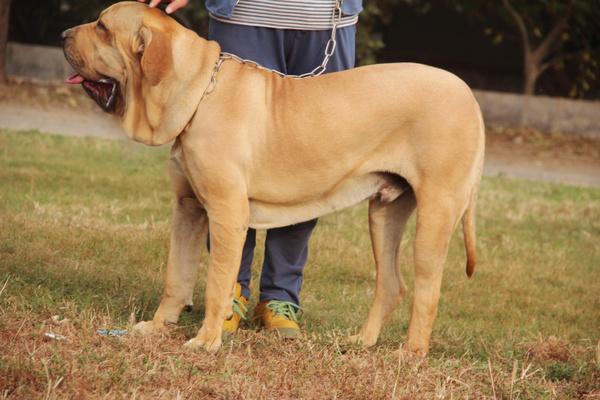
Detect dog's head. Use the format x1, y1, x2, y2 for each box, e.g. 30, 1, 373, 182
62, 1, 220, 145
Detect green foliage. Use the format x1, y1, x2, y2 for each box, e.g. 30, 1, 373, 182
545, 362, 577, 381
354, 0, 432, 65
364, 0, 598, 97
439, 0, 600, 97
355, 2, 387, 65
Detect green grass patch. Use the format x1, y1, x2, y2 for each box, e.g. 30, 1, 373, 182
1, 129, 599, 398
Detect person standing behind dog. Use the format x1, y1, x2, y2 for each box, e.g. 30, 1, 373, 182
140, 0, 362, 338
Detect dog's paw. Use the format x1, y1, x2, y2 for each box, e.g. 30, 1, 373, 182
393, 345, 428, 362
132, 320, 167, 336
184, 336, 222, 353
402, 340, 429, 358
184, 327, 222, 353
347, 333, 377, 348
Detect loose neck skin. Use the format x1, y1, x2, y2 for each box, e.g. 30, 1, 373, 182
121, 27, 221, 146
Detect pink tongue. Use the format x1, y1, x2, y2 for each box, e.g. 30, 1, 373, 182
66, 73, 84, 84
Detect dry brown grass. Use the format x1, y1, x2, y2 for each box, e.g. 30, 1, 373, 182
2, 308, 597, 399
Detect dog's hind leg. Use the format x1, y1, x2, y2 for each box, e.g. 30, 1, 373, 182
134, 158, 208, 336
350, 190, 416, 347
404, 188, 466, 355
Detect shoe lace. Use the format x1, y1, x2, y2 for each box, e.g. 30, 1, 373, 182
267, 300, 301, 323
231, 297, 248, 321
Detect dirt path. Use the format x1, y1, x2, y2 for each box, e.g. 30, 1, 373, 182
1, 81, 599, 188
0, 103, 124, 140
485, 127, 600, 187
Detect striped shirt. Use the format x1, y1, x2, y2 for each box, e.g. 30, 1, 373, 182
210, 0, 359, 31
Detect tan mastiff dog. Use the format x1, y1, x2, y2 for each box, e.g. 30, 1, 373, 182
62, 1, 484, 355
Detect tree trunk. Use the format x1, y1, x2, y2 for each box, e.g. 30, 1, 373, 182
0, 0, 11, 84
502, 0, 570, 96
523, 53, 540, 96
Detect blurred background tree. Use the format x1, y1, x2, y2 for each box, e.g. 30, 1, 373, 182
450, 0, 600, 96
361, 0, 599, 99
0, 0, 11, 84
3, 0, 599, 99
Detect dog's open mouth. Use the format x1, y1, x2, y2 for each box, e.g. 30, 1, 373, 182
66, 73, 119, 112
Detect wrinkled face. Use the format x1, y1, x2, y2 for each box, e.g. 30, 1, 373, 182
62, 1, 218, 146
62, 2, 162, 114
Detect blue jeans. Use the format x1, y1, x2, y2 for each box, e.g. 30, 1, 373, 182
208, 18, 356, 305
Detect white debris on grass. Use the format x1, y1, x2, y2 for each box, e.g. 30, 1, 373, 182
44, 332, 67, 341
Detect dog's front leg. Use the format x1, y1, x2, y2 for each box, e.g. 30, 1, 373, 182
134, 156, 208, 335
134, 196, 208, 335
184, 190, 249, 353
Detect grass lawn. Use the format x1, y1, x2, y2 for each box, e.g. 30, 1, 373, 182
1, 130, 599, 399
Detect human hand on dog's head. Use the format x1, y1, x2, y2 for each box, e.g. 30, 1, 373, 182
137, 0, 189, 14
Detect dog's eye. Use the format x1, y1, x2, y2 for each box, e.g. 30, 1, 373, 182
97, 20, 108, 33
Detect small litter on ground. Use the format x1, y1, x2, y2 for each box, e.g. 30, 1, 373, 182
44, 332, 67, 341
96, 329, 128, 337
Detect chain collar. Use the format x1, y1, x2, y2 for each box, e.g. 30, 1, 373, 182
198, 56, 227, 102
187, 0, 343, 132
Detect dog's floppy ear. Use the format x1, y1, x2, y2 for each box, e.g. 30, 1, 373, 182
138, 26, 172, 86
122, 16, 221, 146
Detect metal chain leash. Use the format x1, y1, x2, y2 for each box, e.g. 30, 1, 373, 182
221, 0, 344, 79
201, 0, 344, 102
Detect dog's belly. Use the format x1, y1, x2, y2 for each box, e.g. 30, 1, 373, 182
248, 173, 406, 229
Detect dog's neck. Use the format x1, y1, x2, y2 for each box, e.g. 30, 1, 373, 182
183, 51, 229, 132
121, 33, 221, 146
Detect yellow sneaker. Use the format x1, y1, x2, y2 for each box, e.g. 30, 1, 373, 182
222, 283, 248, 334
254, 300, 301, 338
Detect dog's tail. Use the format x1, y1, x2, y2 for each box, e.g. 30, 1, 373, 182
462, 187, 478, 278
463, 108, 484, 278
